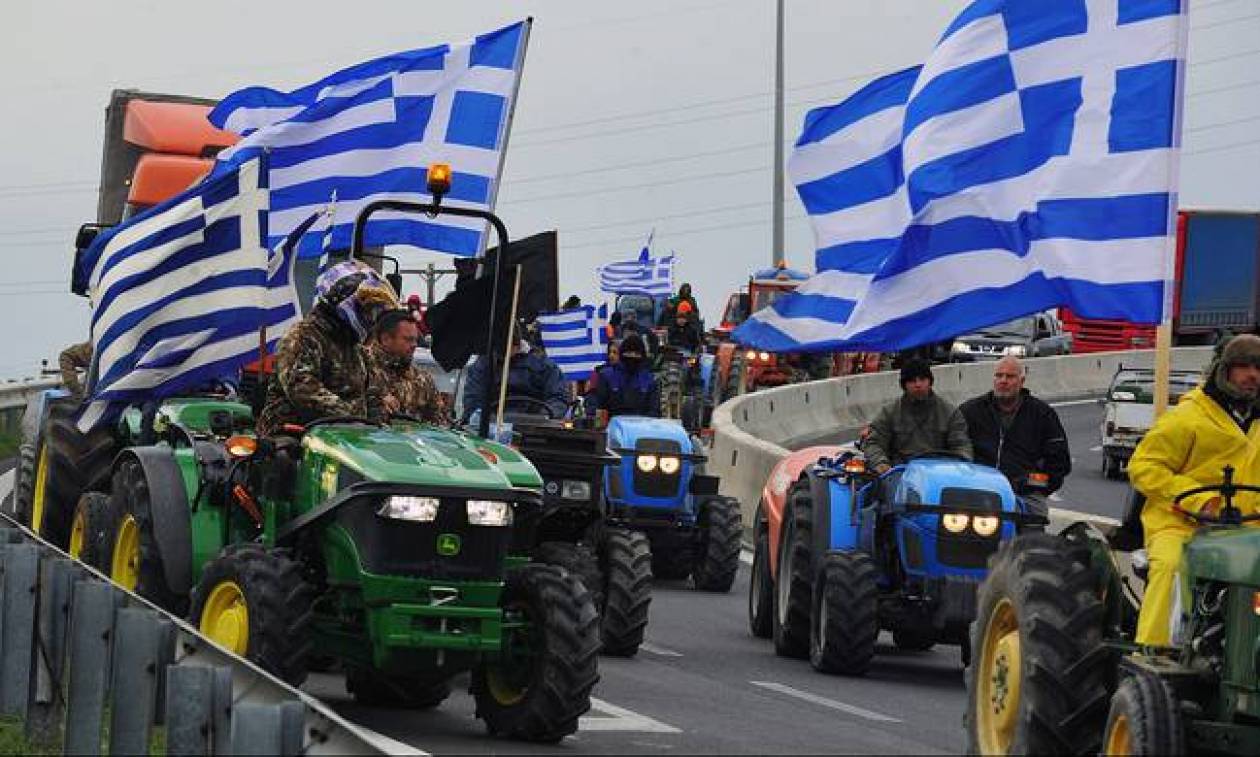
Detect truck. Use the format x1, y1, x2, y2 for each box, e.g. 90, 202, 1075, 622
1061, 209, 1260, 352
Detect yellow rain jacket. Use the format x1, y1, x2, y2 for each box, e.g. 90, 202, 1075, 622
1128, 386, 1260, 644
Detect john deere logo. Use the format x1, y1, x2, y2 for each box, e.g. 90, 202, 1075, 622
437, 533, 461, 556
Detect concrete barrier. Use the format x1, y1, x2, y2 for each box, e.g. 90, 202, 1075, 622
711, 347, 1214, 526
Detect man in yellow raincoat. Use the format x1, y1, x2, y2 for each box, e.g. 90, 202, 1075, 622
1128, 334, 1260, 645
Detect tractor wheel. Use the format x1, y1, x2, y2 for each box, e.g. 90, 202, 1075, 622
346, 669, 452, 710
723, 353, 746, 400
660, 362, 683, 418
473, 564, 600, 743
810, 551, 879, 676
535, 541, 604, 612
108, 458, 186, 614
68, 492, 114, 570
747, 516, 773, 638
29, 403, 117, 548
1102, 670, 1184, 756
599, 528, 652, 657
772, 479, 813, 659
12, 443, 35, 523
892, 628, 936, 652
190, 543, 314, 686
965, 532, 1109, 755
691, 495, 741, 592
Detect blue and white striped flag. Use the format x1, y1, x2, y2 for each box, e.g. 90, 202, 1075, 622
75, 156, 300, 431
209, 20, 529, 259
537, 304, 609, 380
736, 0, 1187, 353
598, 244, 675, 297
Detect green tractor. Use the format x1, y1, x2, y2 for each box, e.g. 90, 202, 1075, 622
965, 466, 1260, 755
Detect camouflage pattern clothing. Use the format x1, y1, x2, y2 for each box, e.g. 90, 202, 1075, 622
257, 308, 382, 436
59, 341, 93, 398
368, 344, 445, 424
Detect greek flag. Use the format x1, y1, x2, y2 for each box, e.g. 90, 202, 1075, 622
736, 0, 1187, 353
537, 304, 609, 380
209, 20, 529, 259
598, 244, 675, 297
75, 156, 300, 431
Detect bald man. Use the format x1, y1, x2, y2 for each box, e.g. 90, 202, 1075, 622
959, 356, 1071, 496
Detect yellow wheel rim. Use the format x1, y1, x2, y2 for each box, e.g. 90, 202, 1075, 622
976, 598, 1021, 755
69, 503, 87, 559
199, 582, 250, 656
111, 514, 141, 591
484, 668, 528, 706
32, 445, 49, 533
1103, 712, 1132, 756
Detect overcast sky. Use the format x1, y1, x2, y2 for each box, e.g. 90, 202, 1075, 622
2, 0, 1257, 379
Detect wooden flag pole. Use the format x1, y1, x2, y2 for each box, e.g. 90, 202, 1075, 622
1153, 321, 1173, 417
494, 265, 524, 436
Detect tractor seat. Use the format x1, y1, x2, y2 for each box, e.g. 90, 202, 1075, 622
1108, 488, 1146, 552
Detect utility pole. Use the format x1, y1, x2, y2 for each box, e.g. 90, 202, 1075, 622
772, 0, 786, 267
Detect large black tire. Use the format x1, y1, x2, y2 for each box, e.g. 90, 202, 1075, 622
1102, 669, 1184, 756
660, 362, 683, 418
346, 669, 452, 710
29, 404, 117, 548
68, 492, 114, 570
599, 528, 652, 657
190, 544, 314, 686
691, 495, 741, 592
965, 532, 1110, 755
892, 628, 936, 652
108, 458, 186, 614
747, 514, 773, 638
536, 541, 604, 611
810, 551, 879, 676
772, 479, 813, 658
12, 443, 35, 522
473, 564, 600, 743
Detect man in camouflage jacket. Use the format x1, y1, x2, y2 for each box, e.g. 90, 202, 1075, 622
257, 263, 395, 436
368, 309, 445, 423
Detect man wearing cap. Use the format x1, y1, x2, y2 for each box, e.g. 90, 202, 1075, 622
1128, 334, 1260, 645
960, 356, 1071, 502
864, 358, 972, 475
666, 301, 703, 352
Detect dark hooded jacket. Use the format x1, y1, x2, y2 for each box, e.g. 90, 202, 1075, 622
959, 388, 1071, 493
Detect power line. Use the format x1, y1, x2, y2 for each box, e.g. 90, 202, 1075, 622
509, 141, 767, 185
564, 212, 809, 252
506, 165, 768, 205
1185, 137, 1260, 156
1192, 10, 1260, 32
560, 200, 770, 235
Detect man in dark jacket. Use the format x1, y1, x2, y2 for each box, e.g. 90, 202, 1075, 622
589, 334, 660, 419
665, 301, 703, 352
960, 356, 1071, 494
462, 338, 569, 422
865, 358, 972, 474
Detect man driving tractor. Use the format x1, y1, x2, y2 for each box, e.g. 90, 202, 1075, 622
865, 358, 973, 475
1128, 334, 1260, 645
666, 301, 703, 352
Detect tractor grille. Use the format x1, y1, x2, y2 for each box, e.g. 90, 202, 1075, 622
935, 530, 1000, 569
632, 438, 683, 498
336, 496, 510, 581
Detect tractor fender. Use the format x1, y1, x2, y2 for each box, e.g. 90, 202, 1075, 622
806, 468, 835, 578
119, 447, 193, 596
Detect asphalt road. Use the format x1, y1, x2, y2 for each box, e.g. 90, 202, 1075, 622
0, 399, 1126, 755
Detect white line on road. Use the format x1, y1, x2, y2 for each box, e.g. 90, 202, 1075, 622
1049, 507, 1121, 527
640, 642, 683, 657
1089, 445, 1102, 452
1051, 398, 1103, 408
739, 549, 754, 565
580, 698, 682, 733
750, 681, 902, 723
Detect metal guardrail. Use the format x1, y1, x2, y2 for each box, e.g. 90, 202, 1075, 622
0, 378, 59, 435
0, 515, 391, 756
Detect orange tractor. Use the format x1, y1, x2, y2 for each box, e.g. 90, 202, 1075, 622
711, 264, 881, 398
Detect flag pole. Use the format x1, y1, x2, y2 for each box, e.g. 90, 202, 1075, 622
1155, 5, 1192, 418
495, 265, 524, 436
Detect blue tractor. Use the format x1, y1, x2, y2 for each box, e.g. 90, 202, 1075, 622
603, 415, 742, 592
766, 450, 1046, 675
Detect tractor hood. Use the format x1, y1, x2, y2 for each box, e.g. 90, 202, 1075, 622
606, 415, 694, 454
897, 459, 1018, 512
1183, 527, 1260, 586
302, 423, 541, 490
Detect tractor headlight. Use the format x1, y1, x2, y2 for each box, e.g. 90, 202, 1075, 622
759, 351, 771, 361
1003, 345, 1027, 357
745, 350, 757, 361
972, 515, 1000, 536
942, 513, 970, 533
378, 496, 440, 522
952, 341, 970, 354
561, 480, 591, 501
466, 500, 513, 527
658, 456, 681, 475
637, 454, 658, 473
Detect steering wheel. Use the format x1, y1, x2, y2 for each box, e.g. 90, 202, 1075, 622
489, 396, 557, 419
303, 415, 377, 430
908, 449, 971, 462
1173, 477, 1260, 525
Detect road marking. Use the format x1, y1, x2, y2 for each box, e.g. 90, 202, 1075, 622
580, 698, 682, 733
343, 723, 429, 756
749, 681, 902, 723
739, 549, 754, 565
640, 642, 683, 657
1051, 398, 1102, 408
1089, 445, 1102, 452
1048, 507, 1121, 527
1048, 492, 1063, 503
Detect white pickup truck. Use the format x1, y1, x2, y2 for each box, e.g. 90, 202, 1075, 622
1100, 367, 1201, 479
